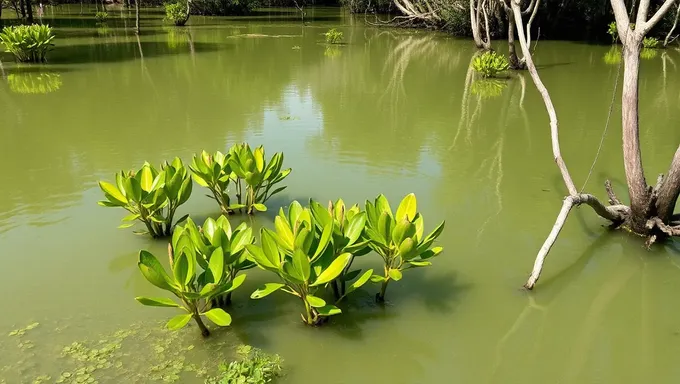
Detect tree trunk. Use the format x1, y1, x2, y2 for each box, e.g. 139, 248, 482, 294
20, 0, 26, 20
507, 9, 522, 69
135, 0, 140, 35
470, 0, 484, 48
25, 0, 32, 23
656, 145, 680, 221
620, 34, 650, 232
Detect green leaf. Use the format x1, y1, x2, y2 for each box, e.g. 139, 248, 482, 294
99, 181, 127, 205
173, 252, 190, 288
316, 305, 342, 316
392, 219, 416, 247
309, 199, 332, 229
230, 227, 253, 255
388, 269, 403, 281
349, 269, 373, 290
408, 260, 432, 267
375, 194, 392, 217
311, 253, 352, 286
343, 269, 362, 282
124, 177, 143, 202
208, 247, 224, 283
260, 229, 282, 268
166, 314, 192, 330
312, 220, 333, 261
203, 308, 232, 326
294, 227, 314, 255
306, 295, 326, 308
253, 203, 267, 212
412, 213, 424, 242
344, 212, 366, 245
292, 248, 311, 282
274, 216, 295, 250
250, 283, 285, 299
138, 250, 177, 292
178, 178, 193, 205
377, 212, 393, 244
139, 165, 154, 192
395, 193, 417, 221
422, 220, 446, 244
370, 274, 386, 283
135, 297, 179, 307
118, 222, 135, 229
419, 246, 443, 260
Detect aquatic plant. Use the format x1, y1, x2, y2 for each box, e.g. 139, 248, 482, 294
364, 193, 445, 302
205, 345, 283, 384
0, 24, 55, 63
643, 36, 660, 48
308, 198, 373, 301
607, 21, 618, 43
98, 158, 193, 238
471, 51, 509, 78
95, 11, 108, 23
165, 2, 189, 26
248, 201, 351, 325
7, 72, 61, 94
324, 28, 343, 44
191, 144, 291, 215
471, 79, 507, 99
135, 224, 245, 337
181, 215, 256, 306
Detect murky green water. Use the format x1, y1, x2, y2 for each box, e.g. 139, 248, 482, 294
2, 5, 680, 383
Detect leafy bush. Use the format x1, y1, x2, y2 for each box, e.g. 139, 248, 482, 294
643, 36, 660, 49
206, 345, 283, 384
165, 2, 189, 26
248, 201, 366, 325
0, 24, 55, 63
97, 158, 193, 238
364, 193, 445, 302
190, 145, 291, 215
95, 11, 108, 23
7, 72, 61, 94
607, 21, 618, 43
471, 50, 510, 78
324, 28, 343, 44
135, 218, 248, 337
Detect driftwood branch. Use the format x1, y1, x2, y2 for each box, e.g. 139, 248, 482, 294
664, 3, 680, 47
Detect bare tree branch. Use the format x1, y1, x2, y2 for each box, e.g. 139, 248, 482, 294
664, 3, 680, 47
641, 0, 679, 34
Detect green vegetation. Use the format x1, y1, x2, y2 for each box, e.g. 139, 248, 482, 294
97, 158, 193, 238
95, 11, 109, 23
190, 144, 291, 215
165, 2, 190, 26
471, 51, 510, 78
135, 221, 247, 337
7, 72, 62, 94
324, 28, 343, 44
205, 345, 283, 384
643, 36, 660, 48
603, 46, 621, 65
0, 24, 55, 63
364, 193, 445, 302
607, 21, 618, 43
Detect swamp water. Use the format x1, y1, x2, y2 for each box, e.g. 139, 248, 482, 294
1, 6, 680, 384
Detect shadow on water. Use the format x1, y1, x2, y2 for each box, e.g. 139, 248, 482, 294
47, 41, 222, 64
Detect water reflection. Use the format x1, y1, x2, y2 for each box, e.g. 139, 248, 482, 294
7, 72, 63, 94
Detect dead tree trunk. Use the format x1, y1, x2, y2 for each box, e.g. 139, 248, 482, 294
664, 4, 680, 47
471, 0, 491, 49
507, 8, 523, 68
516, 0, 680, 289
19, 0, 26, 20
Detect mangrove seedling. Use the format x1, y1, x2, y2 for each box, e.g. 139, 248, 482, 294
95, 11, 109, 23
227, 143, 291, 215
324, 28, 343, 44
364, 193, 445, 303
164, 2, 189, 26
607, 21, 618, 43
97, 157, 192, 238
471, 51, 510, 78
181, 215, 256, 307
247, 201, 350, 325
135, 225, 245, 337
643, 36, 660, 49
309, 198, 373, 301
0, 24, 55, 63
190, 150, 245, 215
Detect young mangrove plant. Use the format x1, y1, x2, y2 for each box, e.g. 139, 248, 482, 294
181, 215, 255, 307
164, 2, 189, 26
643, 36, 660, 49
206, 345, 283, 384
324, 28, 343, 44
192, 145, 290, 216
607, 21, 618, 43
135, 224, 246, 337
97, 158, 192, 238
95, 11, 109, 23
309, 198, 373, 302
471, 50, 510, 78
364, 193, 445, 303
247, 201, 351, 325
0, 24, 55, 63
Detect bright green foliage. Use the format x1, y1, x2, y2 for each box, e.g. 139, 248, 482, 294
607, 21, 618, 43
191, 144, 291, 215
247, 201, 351, 325
364, 193, 445, 302
165, 2, 190, 26
643, 37, 660, 49
0, 24, 55, 63
471, 51, 510, 78
308, 198, 373, 301
206, 345, 283, 384
95, 11, 109, 23
181, 215, 256, 307
324, 28, 343, 44
97, 158, 193, 238
7, 72, 61, 94
471, 79, 507, 99
135, 222, 247, 337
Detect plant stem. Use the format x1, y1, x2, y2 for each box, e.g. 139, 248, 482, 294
331, 280, 341, 300
193, 313, 210, 337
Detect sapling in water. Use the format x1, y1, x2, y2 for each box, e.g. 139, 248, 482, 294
135, 223, 246, 337
364, 193, 445, 302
